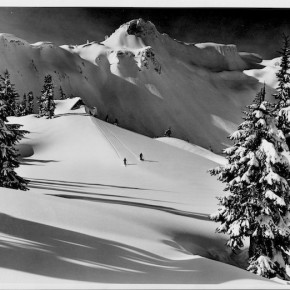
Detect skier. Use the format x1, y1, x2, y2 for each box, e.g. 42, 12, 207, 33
105, 114, 109, 122
139, 153, 144, 161
164, 127, 172, 137
123, 158, 127, 166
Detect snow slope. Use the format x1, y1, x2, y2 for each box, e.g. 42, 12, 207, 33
0, 101, 286, 288
157, 137, 226, 165
61, 19, 269, 152
0, 33, 105, 108
0, 19, 273, 152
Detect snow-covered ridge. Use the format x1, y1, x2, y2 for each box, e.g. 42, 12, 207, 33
0, 20, 273, 152
197, 42, 238, 55
100, 18, 262, 72
31, 41, 54, 46
244, 57, 281, 89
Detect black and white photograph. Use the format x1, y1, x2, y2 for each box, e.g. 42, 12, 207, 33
1, 2, 290, 289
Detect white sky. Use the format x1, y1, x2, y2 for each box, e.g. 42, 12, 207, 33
3, 0, 290, 8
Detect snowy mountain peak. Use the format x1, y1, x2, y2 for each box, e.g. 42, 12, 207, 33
126, 18, 158, 38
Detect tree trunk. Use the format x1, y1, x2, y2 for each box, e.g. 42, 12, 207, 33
249, 236, 261, 259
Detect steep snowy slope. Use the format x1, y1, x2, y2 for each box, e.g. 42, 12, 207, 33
0, 33, 105, 109
61, 19, 272, 152
0, 19, 271, 152
0, 103, 285, 288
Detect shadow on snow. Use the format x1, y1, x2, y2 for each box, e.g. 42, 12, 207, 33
0, 213, 268, 284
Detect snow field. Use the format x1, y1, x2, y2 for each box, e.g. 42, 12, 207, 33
0, 101, 284, 288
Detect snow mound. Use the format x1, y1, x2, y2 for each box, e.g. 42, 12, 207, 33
157, 137, 226, 165
54, 97, 84, 115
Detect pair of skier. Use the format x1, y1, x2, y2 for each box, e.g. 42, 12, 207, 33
123, 153, 143, 166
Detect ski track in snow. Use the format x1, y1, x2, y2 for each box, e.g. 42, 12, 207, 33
92, 117, 122, 160
92, 118, 139, 162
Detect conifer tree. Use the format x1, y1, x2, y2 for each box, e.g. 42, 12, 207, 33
274, 34, 290, 138
27, 91, 34, 114
37, 92, 45, 117
14, 103, 21, 117
22, 93, 27, 111
38, 75, 55, 119
209, 86, 290, 280
18, 93, 27, 116
59, 86, 66, 100
274, 34, 290, 111
0, 73, 29, 190
1, 70, 19, 116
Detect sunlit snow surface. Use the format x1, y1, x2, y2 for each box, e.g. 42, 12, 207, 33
0, 101, 287, 288
0, 19, 287, 288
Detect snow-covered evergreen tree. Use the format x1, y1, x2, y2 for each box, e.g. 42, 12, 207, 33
27, 91, 34, 114
274, 34, 290, 139
0, 73, 29, 190
37, 90, 45, 117
59, 86, 66, 100
13, 103, 21, 117
22, 93, 27, 112
38, 75, 55, 119
18, 93, 27, 116
274, 34, 290, 111
209, 86, 290, 280
1, 70, 19, 116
